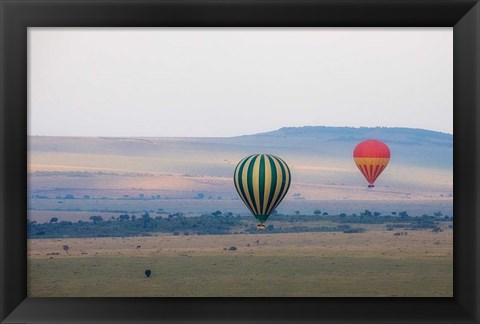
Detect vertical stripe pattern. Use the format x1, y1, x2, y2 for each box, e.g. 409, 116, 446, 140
353, 157, 390, 185
234, 154, 291, 222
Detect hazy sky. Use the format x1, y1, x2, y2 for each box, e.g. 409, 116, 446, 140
28, 28, 452, 137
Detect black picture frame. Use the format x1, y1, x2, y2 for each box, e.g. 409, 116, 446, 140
1, 0, 479, 323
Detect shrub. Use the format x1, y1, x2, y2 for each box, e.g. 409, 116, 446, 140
432, 227, 444, 233
343, 227, 365, 233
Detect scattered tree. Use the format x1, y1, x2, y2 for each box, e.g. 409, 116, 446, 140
141, 212, 151, 221
399, 211, 409, 219
362, 210, 372, 217
89, 215, 103, 223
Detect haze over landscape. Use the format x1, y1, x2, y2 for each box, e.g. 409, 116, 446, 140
28, 126, 453, 223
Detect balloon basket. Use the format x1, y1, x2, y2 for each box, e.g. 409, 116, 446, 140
368, 185, 374, 188
256, 224, 266, 230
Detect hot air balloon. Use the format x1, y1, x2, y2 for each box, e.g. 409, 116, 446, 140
234, 154, 291, 229
353, 140, 390, 188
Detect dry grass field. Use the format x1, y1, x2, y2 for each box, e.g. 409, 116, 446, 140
28, 229, 452, 297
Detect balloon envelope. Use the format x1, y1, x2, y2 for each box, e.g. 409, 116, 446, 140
234, 154, 291, 226
353, 140, 390, 187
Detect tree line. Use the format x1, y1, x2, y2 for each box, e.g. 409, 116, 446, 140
27, 210, 452, 239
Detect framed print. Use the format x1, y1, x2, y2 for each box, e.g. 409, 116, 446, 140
25, 27, 454, 298
1, 0, 479, 323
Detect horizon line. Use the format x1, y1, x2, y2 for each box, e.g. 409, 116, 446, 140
27, 125, 454, 138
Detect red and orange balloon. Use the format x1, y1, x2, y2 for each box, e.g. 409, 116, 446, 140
353, 140, 390, 187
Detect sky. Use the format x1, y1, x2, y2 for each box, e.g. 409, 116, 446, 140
28, 28, 452, 137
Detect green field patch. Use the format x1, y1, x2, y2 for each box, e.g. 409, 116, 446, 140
28, 253, 452, 297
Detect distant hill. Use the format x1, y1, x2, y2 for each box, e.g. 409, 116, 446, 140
255, 126, 451, 147
227, 126, 452, 169
28, 126, 452, 182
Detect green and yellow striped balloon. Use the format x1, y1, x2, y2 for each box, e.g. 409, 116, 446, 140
234, 154, 291, 227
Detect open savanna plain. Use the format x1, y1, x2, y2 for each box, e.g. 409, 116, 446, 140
28, 228, 452, 297
27, 130, 453, 296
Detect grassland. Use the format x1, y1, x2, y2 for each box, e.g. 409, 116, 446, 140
28, 229, 452, 297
